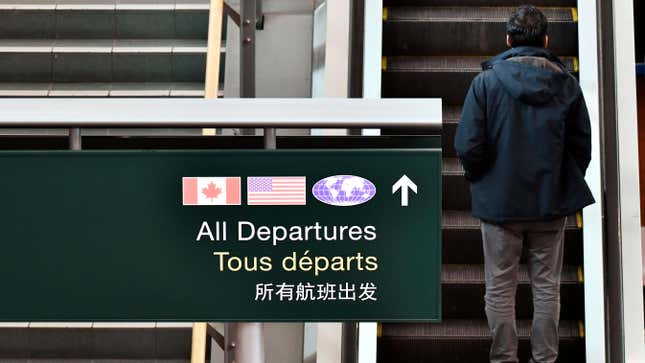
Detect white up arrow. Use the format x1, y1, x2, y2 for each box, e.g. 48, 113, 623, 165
392, 175, 418, 207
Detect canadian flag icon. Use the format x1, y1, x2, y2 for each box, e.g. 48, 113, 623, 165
182, 177, 241, 206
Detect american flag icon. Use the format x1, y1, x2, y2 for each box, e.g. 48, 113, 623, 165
247, 177, 306, 205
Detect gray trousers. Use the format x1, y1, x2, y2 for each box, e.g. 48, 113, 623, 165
481, 217, 567, 363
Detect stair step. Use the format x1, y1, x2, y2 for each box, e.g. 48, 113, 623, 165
382, 56, 577, 103
0, 325, 192, 359
0, 39, 222, 83
0, 82, 221, 97
0, 1, 209, 10
0, 2, 210, 39
383, 6, 578, 56
0, 39, 212, 53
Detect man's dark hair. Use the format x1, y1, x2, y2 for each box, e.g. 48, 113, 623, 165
506, 5, 548, 48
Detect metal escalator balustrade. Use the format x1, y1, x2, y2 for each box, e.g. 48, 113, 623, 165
379, 1, 585, 362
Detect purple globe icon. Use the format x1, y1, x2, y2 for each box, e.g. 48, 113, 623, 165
312, 175, 376, 206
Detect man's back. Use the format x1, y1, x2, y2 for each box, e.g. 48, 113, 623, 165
454, 46, 595, 223
454, 6, 595, 363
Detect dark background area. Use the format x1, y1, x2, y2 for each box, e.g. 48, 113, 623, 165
636, 0, 643, 63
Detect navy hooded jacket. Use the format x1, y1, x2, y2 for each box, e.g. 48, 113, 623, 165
454, 46, 595, 223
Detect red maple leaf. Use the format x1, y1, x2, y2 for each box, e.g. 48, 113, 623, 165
202, 182, 222, 201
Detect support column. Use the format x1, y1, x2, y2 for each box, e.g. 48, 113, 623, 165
68, 128, 81, 150
238, 2, 264, 355
240, 0, 256, 98
311, 0, 351, 136
357, 0, 382, 359
240, 0, 258, 136
361, 0, 382, 137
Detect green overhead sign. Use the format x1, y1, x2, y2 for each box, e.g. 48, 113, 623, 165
0, 149, 441, 322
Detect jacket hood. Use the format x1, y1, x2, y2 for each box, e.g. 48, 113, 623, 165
482, 47, 572, 105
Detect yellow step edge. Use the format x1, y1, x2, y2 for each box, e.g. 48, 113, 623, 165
577, 266, 584, 283
578, 321, 585, 338
571, 8, 579, 23
383, 7, 388, 21
377, 322, 382, 338
576, 211, 583, 228
573, 57, 580, 73
382, 56, 388, 71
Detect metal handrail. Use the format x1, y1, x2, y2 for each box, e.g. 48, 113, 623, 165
0, 98, 442, 129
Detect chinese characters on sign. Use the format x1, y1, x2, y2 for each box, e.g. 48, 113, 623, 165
254, 282, 378, 302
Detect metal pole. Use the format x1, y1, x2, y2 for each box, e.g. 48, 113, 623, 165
240, 0, 257, 137
236, 3, 265, 362
69, 128, 81, 150
341, 322, 358, 363
255, 0, 264, 30
264, 128, 276, 149
235, 323, 265, 363
224, 323, 237, 363
603, 0, 645, 360
240, 0, 255, 98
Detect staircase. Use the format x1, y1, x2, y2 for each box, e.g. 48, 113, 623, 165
379, 1, 586, 362
0, 0, 216, 360
0, 0, 222, 97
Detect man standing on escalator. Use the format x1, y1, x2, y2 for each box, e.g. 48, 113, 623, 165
454, 5, 595, 363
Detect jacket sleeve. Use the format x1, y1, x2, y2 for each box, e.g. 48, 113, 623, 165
455, 74, 489, 182
565, 89, 592, 175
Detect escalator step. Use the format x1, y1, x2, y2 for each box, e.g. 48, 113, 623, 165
442, 264, 579, 284
383, 56, 577, 102
383, 6, 578, 56
441, 209, 584, 265
378, 320, 584, 363
442, 105, 463, 156
385, 55, 576, 72
443, 209, 581, 230
383, 0, 577, 6
381, 319, 582, 339
386, 6, 574, 22
441, 264, 583, 321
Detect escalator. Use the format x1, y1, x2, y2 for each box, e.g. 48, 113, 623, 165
378, 1, 586, 362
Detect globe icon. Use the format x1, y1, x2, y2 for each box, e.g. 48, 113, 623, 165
312, 175, 376, 206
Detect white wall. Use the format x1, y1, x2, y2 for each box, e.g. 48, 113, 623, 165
224, 0, 314, 137
224, 0, 313, 98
